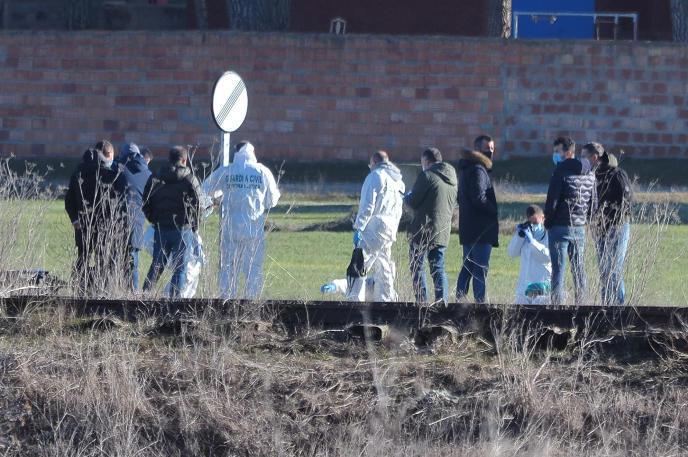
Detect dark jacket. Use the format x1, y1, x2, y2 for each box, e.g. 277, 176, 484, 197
406, 161, 458, 249
457, 150, 499, 247
592, 161, 633, 234
114, 145, 152, 249
142, 163, 202, 232
544, 158, 598, 229
65, 148, 122, 226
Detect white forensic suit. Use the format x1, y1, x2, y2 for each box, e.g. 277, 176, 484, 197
348, 161, 405, 302
202, 143, 280, 299
507, 228, 552, 304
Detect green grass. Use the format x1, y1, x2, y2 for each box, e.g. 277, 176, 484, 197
8, 197, 688, 306
12, 156, 688, 187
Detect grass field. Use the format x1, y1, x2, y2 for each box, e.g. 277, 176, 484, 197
6, 191, 687, 305
4, 184, 688, 456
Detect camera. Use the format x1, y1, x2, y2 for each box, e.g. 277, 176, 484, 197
517, 221, 531, 238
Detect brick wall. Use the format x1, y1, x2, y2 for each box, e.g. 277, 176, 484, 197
0, 31, 687, 161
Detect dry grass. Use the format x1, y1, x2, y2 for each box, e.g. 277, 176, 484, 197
2, 310, 688, 456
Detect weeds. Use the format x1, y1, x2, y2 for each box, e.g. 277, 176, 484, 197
4, 309, 688, 456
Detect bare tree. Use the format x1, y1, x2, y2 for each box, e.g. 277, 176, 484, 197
486, 0, 512, 38
1, 0, 7, 29
670, 0, 688, 42
64, 0, 101, 30
226, 0, 290, 31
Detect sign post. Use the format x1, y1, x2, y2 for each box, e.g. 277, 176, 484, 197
211, 71, 248, 284
211, 71, 248, 166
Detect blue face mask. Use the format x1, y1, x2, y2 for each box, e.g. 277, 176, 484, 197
552, 153, 563, 165
531, 223, 545, 238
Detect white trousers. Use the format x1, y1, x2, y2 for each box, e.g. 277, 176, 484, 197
219, 237, 265, 299
346, 235, 397, 302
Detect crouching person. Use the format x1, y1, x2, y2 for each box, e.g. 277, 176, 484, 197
347, 150, 405, 302
507, 205, 552, 304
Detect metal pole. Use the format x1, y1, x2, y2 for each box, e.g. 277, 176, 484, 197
514, 13, 519, 39
222, 131, 230, 167
613, 15, 619, 40
633, 14, 638, 40
219, 130, 230, 289
594, 14, 600, 40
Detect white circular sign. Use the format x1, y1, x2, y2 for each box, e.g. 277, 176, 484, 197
211, 71, 248, 133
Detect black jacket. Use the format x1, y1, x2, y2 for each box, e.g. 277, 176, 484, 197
65, 148, 122, 226
406, 161, 458, 249
457, 150, 499, 247
593, 162, 633, 234
544, 158, 597, 229
142, 163, 202, 232
114, 150, 151, 249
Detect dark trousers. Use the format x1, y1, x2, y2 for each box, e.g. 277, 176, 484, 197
143, 227, 193, 297
456, 243, 492, 302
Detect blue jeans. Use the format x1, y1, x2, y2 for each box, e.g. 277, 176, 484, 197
549, 225, 587, 305
143, 227, 193, 297
409, 244, 448, 302
596, 222, 630, 306
129, 248, 139, 291
456, 243, 492, 302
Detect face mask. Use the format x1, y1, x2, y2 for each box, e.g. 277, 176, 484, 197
531, 224, 545, 238
552, 153, 563, 165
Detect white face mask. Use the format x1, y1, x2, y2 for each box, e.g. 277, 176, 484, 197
552, 153, 563, 165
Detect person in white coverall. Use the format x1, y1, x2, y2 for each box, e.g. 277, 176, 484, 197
202, 141, 280, 299
348, 150, 405, 302
507, 204, 552, 304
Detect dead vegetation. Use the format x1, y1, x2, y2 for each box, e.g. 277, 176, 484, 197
1, 310, 688, 456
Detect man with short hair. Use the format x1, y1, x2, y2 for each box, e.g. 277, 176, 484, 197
405, 147, 457, 302
140, 147, 153, 165
507, 204, 551, 304
202, 141, 280, 299
348, 150, 405, 302
142, 146, 202, 297
545, 136, 597, 305
114, 142, 151, 292
581, 142, 633, 306
65, 140, 122, 294
456, 135, 499, 303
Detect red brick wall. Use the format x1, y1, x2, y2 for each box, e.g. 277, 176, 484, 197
0, 31, 686, 161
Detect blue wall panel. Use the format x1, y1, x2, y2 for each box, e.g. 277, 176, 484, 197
513, 0, 595, 38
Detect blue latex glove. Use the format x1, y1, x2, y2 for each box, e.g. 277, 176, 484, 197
403, 190, 413, 201
523, 229, 534, 244
193, 241, 203, 259
321, 283, 336, 294
353, 230, 362, 247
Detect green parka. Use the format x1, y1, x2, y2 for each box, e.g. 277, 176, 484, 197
406, 161, 458, 249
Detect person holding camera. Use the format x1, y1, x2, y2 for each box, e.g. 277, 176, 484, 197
507, 205, 552, 304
